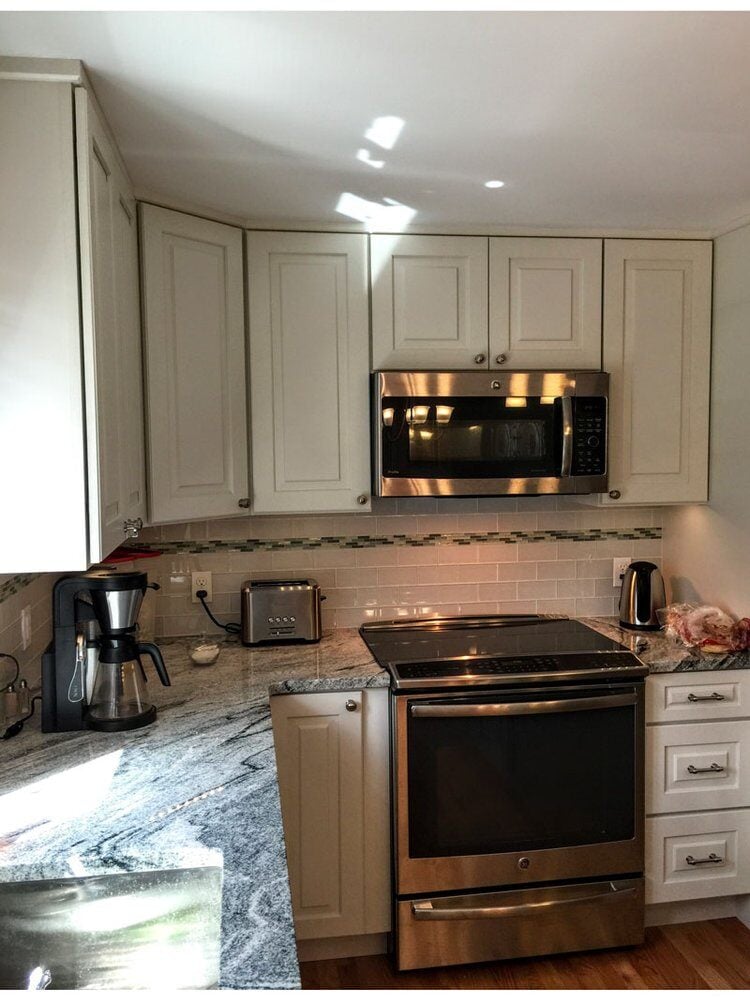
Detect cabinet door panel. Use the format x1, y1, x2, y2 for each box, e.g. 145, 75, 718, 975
371, 235, 488, 369
140, 206, 247, 523
271, 692, 365, 940
75, 87, 145, 562
603, 240, 711, 505
248, 232, 370, 512
489, 237, 602, 369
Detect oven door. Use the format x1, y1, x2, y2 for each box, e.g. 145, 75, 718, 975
394, 683, 644, 895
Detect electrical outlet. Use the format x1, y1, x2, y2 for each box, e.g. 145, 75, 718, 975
20, 605, 32, 650
613, 558, 632, 588
191, 571, 213, 604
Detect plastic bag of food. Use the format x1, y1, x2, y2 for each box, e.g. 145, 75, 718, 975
664, 603, 750, 652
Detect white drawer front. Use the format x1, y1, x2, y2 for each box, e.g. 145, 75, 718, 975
646, 809, 750, 903
646, 670, 750, 723
647, 721, 750, 814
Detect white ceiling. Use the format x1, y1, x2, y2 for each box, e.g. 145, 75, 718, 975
2, 11, 750, 232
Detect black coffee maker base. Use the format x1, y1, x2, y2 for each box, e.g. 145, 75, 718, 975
86, 705, 157, 732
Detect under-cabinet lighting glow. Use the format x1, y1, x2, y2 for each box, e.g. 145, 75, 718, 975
365, 116, 405, 150
505, 397, 527, 408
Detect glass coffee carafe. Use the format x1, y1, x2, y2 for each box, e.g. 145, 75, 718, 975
87, 637, 170, 732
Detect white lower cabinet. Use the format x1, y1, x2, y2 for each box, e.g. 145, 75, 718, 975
247, 232, 372, 513
645, 670, 750, 905
270, 689, 391, 942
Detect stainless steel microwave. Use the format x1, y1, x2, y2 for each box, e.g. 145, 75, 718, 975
373, 370, 609, 497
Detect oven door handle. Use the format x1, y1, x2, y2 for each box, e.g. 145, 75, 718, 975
409, 692, 637, 718
411, 883, 636, 921
560, 394, 574, 478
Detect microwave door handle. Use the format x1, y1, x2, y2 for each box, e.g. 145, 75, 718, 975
409, 692, 637, 718
560, 395, 573, 478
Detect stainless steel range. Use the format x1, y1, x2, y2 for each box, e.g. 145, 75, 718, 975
360, 614, 647, 972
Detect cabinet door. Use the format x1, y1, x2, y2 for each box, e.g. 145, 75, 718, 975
271, 690, 391, 941
603, 240, 712, 505
248, 231, 371, 513
140, 206, 248, 523
489, 237, 602, 370
75, 88, 146, 562
371, 234, 489, 369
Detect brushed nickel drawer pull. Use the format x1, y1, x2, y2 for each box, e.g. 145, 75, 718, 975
687, 762, 725, 774
687, 692, 725, 702
685, 853, 724, 866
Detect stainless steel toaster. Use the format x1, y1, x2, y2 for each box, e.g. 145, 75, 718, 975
240, 579, 323, 646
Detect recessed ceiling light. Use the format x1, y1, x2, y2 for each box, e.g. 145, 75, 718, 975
484, 180, 505, 189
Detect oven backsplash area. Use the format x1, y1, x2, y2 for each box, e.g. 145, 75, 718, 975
134, 498, 663, 639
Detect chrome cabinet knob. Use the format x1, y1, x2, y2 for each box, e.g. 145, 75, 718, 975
473, 353, 486, 365
356, 494, 368, 506
345, 699, 358, 712
238, 498, 251, 509
123, 517, 143, 539
608, 490, 621, 500
495, 353, 507, 365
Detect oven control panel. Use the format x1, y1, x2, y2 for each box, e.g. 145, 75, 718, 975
572, 397, 607, 476
391, 651, 647, 688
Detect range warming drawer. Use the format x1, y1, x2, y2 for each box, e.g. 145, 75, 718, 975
397, 877, 645, 971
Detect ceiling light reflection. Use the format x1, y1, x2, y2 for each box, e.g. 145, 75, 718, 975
365, 116, 405, 150
435, 405, 454, 424
505, 397, 527, 408
335, 192, 416, 232
356, 148, 384, 169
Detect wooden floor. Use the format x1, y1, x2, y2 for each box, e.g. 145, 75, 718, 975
301, 918, 750, 989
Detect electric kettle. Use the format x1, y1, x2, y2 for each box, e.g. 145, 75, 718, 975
619, 561, 666, 631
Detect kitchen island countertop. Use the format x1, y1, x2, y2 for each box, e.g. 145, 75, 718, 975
0, 618, 747, 988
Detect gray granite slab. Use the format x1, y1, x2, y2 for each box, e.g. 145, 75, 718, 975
582, 617, 750, 673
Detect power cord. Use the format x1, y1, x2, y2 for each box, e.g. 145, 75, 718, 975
196, 590, 241, 636
2, 694, 42, 741
0, 652, 20, 691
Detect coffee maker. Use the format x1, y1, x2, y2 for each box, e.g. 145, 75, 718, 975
42, 569, 170, 733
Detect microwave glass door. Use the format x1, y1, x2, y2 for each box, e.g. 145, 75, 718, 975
406, 687, 637, 859
380, 395, 564, 479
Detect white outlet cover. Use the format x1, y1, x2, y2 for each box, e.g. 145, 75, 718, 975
192, 571, 213, 604
613, 558, 632, 588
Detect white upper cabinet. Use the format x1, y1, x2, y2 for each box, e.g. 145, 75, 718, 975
247, 231, 371, 513
489, 237, 603, 370
602, 239, 712, 505
140, 206, 248, 523
371, 235, 489, 370
0, 76, 146, 572
76, 88, 146, 562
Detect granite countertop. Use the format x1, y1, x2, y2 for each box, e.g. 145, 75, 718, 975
1, 617, 747, 989
583, 617, 750, 673
0, 629, 383, 990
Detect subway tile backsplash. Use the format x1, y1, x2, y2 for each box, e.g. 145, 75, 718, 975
135, 498, 662, 638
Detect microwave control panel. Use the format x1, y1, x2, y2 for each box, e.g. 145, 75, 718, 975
572, 398, 607, 476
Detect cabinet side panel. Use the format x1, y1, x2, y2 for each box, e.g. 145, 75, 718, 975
0, 81, 87, 571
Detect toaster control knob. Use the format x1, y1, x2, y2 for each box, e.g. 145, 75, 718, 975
345, 699, 358, 712
290, 616, 296, 623
267, 617, 273, 623
282, 617, 288, 623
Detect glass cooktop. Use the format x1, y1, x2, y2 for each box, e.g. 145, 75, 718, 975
359, 615, 647, 690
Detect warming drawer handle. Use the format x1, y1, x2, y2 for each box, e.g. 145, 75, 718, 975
409, 692, 638, 719
411, 885, 636, 921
